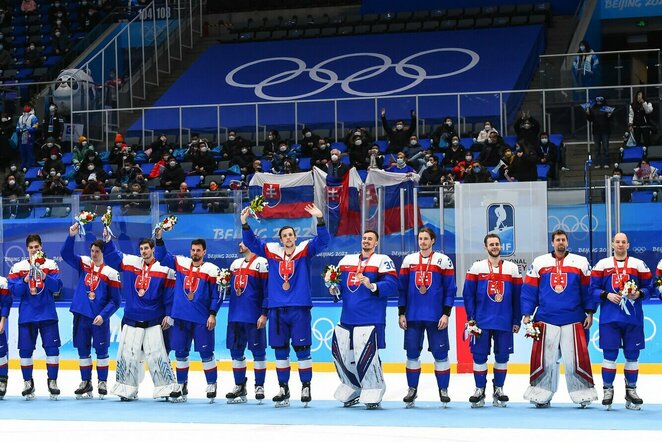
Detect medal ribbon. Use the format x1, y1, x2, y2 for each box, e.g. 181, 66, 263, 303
238, 255, 257, 290
612, 257, 629, 290
355, 252, 374, 276
487, 259, 503, 294
281, 249, 295, 283
139, 260, 155, 290
87, 263, 104, 291
418, 252, 433, 289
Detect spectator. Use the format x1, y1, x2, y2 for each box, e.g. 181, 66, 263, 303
508, 147, 539, 182
628, 90, 654, 146
76, 160, 108, 188
78, 0, 92, 18
43, 104, 65, 141
203, 180, 229, 213
109, 133, 134, 166
463, 161, 492, 183
49, 1, 68, 24
476, 121, 498, 144
121, 182, 150, 215
586, 96, 613, 169
166, 182, 195, 213
81, 174, 108, 211
0, 112, 16, 164
513, 110, 540, 149
272, 141, 297, 173
344, 127, 371, 151
72, 136, 95, 165
323, 149, 348, 180
104, 68, 123, 109
419, 155, 444, 185
112, 158, 142, 193
42, 172, 72, 216
479, 132, 504, 167
0, 8, 9, 27
262, 130, 280, 160
21, 0, 37, 14
366, 143, 385, 170
191, 141, 217, 176
53, 17, 69, 36
381, 108, 416, 154
441, 135, 466, 171
6, 163, 26, 188
42, 147, 65, 177
0, 42, 11, 69
348, 134, 369, 169
280, 157, 298, 174
451, 152, 475, 181
572, 40, 599, 91
403, 135, 426, 172
229, 144, 256, 175
160, 158, 185, 191
300, 127, 320, 157
148, 151, 171, 179
16, 104, 39, 169
311, 138, 330, 169
24, 43, 43, 68
632, 159, 660, 185
221, 130, 248, 160
39, 137, 61, 163
387, 152, 415, 174
432, 116, 457, 150
536, 132, 558, 180
146, 133, 169, 162
52, 28, 70, 56
2, 175, 27, 218
81, 7, 101, 32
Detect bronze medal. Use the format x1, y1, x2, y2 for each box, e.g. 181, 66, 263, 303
236, 287, 243, 296
419, 286, 427, 294
282, 281, 290, 290
555, 284, 563, 293
138, 288, 145, 297
495, 293, 503, 302
186, 291, 194, 301
88, 291, 96, 300
30, 288, 37, 295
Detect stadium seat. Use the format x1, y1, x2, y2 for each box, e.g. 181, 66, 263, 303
630, 190, 656, 203
537, 164, 550, 180
650, 161, 662, 172
371, 24, 387, 33
418, 139, 431, 149
511, 15, 528, 26
388, 23, 405, 32
621, 146, 644, 163
421, 20, 439, 31
647, 145, 662, 160
185, 175, 202, 188
331, 141, 347, 153
298, 157, 311, 170
475, 17, 493, 28
261, 159, 272, 171
620, 163, 637, 175
375, 140, 388, 152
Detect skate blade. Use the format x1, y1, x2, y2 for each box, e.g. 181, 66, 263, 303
208, 398, 215, 404
604, 404, 612, 411
365, 403, 381, 410
23, 394, 35, 401
98, 394, 106, 400
226, 396, 247, 404
470, 401, 485, 408
50, 394, 59, 401
405, 401, 416, 409
492, 399, 507, 408
75, 393, 93, 400
274, 400, 290, 408
302, 401, 310, 408
169, 396, 186, 403
625, 402, 642, 411
256, 399, 263, 405
343, 398, 360, 408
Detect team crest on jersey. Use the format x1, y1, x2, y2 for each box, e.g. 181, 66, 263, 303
135, 274, 151, 292
263, 183, 281, 207
234, 274, 248, 295
611, 273, 629, 290
183, 272, 200, 299
84, 273, 101, 291
415, 271, 431, 292
346, 272, 362, 292
550, 273, 567, 293
326, 186, 342, 210
279, 260, 294, 281
487, 280, 505, 302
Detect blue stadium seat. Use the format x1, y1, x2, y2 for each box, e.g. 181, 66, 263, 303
375, 140, 388, 152
460, 137, 474, 148
26, 180, 43, 193
185, 175, 202, 188
261, 159, 272, 172
621, 175, 633, 185
630, 190, 656, 203
537, 164, 550, 180
25, 167, 41, 179
549, 134, 564, 147
622, 146, 644, 163
418, 139, 431, 149
340, 155, 350, 165
331, 141, 347, 153
503, 135, 517, 146
298, 157, 311, 170
61, 152, 73, 165
433, 153, 444, 163
650, 161, 662, 172
141, 163, 155, 175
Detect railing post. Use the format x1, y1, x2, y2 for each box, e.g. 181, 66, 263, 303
438, 185, 445, 253
605, 176, 612, 257
400, 187, 406, 251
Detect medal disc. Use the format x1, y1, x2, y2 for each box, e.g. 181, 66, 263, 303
555, 284, 563, 293
419, 286, 427, 294
88, 291, 96, 300
282, 281, 290, 290
236, 288, 243, 296
138, 288, 145, 297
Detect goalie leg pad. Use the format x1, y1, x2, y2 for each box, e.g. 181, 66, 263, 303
111, 324, 144, 400
331, 325, 360, 404
560, 323, 597, 405
142, 325, 178, 398
524, 322, 559, 405
352, 325, 385, 405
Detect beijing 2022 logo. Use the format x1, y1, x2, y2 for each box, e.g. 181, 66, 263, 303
487, 203, 515, 256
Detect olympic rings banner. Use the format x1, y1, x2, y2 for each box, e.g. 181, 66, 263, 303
132, 26, 545, 131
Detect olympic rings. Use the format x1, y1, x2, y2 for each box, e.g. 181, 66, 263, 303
311, 317, 335, 352
548, 214, 599, 233
224, 49, 480, 100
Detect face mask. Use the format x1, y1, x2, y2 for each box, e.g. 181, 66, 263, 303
124, 166, 131, 171
452, 140, 459, 146
523, 123, 531, 129
613, 174, 621, 179
473, 166, 481, 173
55, 32, 61, 37
228, 136, 235, 141
331, 154, 338, 162
50, 155, 57, 160
82, 141, 88, 147
132, 191, 139, 196
241, 148, 248, 154
354, 139, 362, 146
396, 124, 403, 130
410, 140, 417, 146
10, 166, 16, 172
484, 126, 491, 131
50, 171, 57, 176
8, 180, 15, 186
320, 144, 326, 150
279, 145, 287, 152
200, 147, 208, 152
540, 138, 548, 144
255, 166, 262, 171
29, 46, 35, 50
579, 45, 586, 51
87, 165, 95, 171
426, 161, 433, 167
47, 143, 54, 148
160, 137, 166, 143
49, 106, 56, 112
465, 156, 472, 161
169, 161, 176, 167
115, 142, 122, 148
397, 158, 405, 166
446, 121, 452, 126
268, 135, 273, 140
305, 132, 312, 138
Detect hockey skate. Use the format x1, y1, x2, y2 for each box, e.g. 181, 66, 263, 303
602, 386, 614, 410
301, 381, 311, 407
206, 383, 217, 403
226, 379, 247, 404
403, 387, 418, 408
469, 387, 486, 408
255, 385, 265, 405
75, 380, 93, 399
0, 375, 7, 399
178, 382, 188, 402
98, 381, 107, 399
439, 388, 451, 408
625, 387, 643, 411
272, 382, 290, 408
492, 385, 509, 408
48, 379, 60, 400
22, 379, 35, 400
533, 401, 550, 408
343, 396, 360, 408
167, 384, 185, 403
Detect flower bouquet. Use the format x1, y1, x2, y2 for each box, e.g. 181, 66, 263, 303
618, 280, 638, 315
75, 210, 96, 237
101, 206, 115, 238
464, 320, 482, 342
152, 215, 178, 238
248, 195, 267, 219
524, 322, 542, 341
217, 268, 231, 300
322, 264, 342, 302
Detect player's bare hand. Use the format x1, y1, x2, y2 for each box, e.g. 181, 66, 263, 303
361, 276, 373, 290
304, 203, 323, 219
398, 314, 407, 330
154, 227, 163, 240
240, 207, 251, 224
257, 314, 267, 330
583, 313, 593, 329
206, 314, 216, 331
0, 317, 5, 334
102, 226, 111, 242
161, 316, 173, 330
608, 292, 622, 305
438, 314, 448, 330
522, 315, 531, 324
512, 324, 520, 333
93, 315, 104, 326
69, 223, 79, 237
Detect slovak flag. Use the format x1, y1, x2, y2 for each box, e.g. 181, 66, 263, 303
249, 171, 314, 218
365, 169, 422, 234
313, 166, 362, 236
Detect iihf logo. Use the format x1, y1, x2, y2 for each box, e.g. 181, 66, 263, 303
487, 203, 515, 256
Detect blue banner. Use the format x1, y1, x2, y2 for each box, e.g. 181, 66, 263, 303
600, 0, 662, 19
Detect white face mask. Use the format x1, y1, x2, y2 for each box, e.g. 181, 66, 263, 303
49, 106, 56, 112
305, 132, 312, 138
200, 147, 208, 152
8, 180, 15, 186
1, 117, 7, 122
228, 136, 235, 141
331, 154, 339, 162
320, 144, 326, 150
540, 138, 548, 144
410, 140, 417, 146
396, 124, 403, 130
47, 143, 53, 148
354, 131, 361, 136
50, 155, 57, 160
169, 161, 176, 167
82, 141, 88, 147
397, 158, 405, 166
484, 126, 491, 131
10, 166, 16, 171
268, 135, 273, 140
241, 148, 248, 154
426, 161, 433, 167
452, 140, 459, 146
50, 171, 57, 176
465, 156, 472, 161
87, 165, 94, 171
354, 139, 362, 146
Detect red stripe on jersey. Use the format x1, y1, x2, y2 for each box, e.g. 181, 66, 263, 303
524, 275, 539, 287
539, 266, 583, 276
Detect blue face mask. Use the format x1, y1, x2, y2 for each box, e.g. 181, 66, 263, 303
473, 166, 481, 173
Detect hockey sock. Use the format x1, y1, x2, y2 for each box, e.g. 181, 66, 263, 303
19, 350, 33, 380
624, 360, 639, 387
175, 358, 190, 384
252, 350, 267, 386
46, 355, 59, 380
601, 359, 617, 387
295, 348, 312, 384
274, 347, 290, 384
79, 357, 93, 381
96, 355, 110, 382
0, 355, 7, 377
406, 359, 421, 388
231, 353, 247, 385
493, 354, 509, 387
199, 353, 217, 384
435, 358, 451, 390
